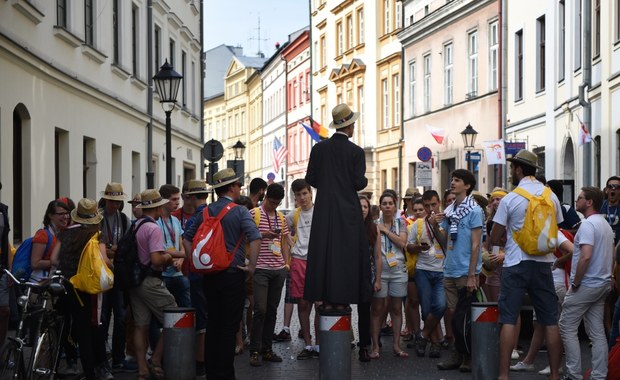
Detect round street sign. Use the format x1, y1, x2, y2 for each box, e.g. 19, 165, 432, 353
202, 139, 224, 162
417, 147, 432, 162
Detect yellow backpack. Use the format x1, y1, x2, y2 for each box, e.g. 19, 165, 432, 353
70, 232, 114, 294
290, 207, 302, 245
405, 219, 421, 275
512, 187, 559, 255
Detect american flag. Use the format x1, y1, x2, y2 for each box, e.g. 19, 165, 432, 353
272, 136, 288, 174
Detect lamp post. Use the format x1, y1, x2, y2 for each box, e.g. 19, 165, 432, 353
232, 140, 246, 184
153, 59, 183, 185
460, 123, 479, 172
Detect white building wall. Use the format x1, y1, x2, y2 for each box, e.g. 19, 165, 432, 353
261, 56, 287, 181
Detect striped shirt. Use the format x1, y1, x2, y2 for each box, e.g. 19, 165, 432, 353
250, 206, 289, 270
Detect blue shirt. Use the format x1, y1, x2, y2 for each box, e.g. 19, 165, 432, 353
441, 206, 484, 278
156, 215, 184, 277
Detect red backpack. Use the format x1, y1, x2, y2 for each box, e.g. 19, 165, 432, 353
554, 229, 574, 289
190, 203, 242, 274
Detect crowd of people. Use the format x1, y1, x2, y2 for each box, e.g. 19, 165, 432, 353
0, 103, 618, 380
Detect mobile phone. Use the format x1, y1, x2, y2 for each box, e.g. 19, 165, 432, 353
274, 228, 282, 234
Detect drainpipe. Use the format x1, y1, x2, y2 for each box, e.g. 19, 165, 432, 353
398, 2, 405, 198
200, 0, 205, 177
499, 0, 508, 189
146, 0, 154, 188
580, 0, 592, 186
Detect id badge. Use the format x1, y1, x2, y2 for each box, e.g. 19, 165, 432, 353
386, 251, 398, 267
271, 240, 282, 257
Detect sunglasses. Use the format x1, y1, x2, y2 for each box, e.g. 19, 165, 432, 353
608, 184, 620, 190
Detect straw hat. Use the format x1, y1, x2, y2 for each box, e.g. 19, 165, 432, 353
506, 149, 542, 170
329, 103, 359, 129
472, 191, 489, 209
184, 179, 210, 195
127, 193, 141, 205
100, 183, 129, 201
71, 198, 104, 225
211, 168, 240, 189
135, 189, 169, 209
402, 187, 418, 200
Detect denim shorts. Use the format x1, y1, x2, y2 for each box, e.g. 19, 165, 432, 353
414, 269, 446, 319
498, 260, 558, 326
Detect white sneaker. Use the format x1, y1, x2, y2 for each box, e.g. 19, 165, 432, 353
509, 361, 535, 372
538, 365, 563, 375
511, 349, 520, 360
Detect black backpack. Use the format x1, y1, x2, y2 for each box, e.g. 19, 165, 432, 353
452, 288, 484, 355
113, 219, 155, 290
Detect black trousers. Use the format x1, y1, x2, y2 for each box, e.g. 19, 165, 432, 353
357, 302, 371, 348
203, 270, 245, 380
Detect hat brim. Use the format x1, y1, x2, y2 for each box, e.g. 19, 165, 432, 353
136, 198, 170, 209
329, 112, 359, 129
506, 157, 543, 170
100, 192, 130, 201
185, 189, 211, 195
212, 176, 241, 189
70, 209, 104, 225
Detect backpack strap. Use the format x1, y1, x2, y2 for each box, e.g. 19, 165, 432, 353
291, 207, 301, 245
512, 187, 532, 200
416, 219, 423, 243
252, 207, 261, 227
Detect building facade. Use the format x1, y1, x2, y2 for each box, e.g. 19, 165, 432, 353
0, 0, 203, 241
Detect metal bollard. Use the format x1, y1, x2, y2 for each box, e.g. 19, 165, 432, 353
318, 307, 352, 380
163, 307, 196, 380
471, 302, 500, 380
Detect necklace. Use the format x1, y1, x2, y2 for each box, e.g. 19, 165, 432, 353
607, 202, 618, 226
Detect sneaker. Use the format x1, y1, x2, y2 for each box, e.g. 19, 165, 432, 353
459, 357, 472, 373
262, 350, 283, 363
511, 349, 520, 360
312, 349, 319, 359
112, 359, 138, 373
95, 365, 114, 380
510, 361, 535, 372
538, 366, 563, 375
273, 329, 291, 342
428, 343, 441, 358
414, 332, 428, 357
297, 348, 315, 360
249, 351, 262, 367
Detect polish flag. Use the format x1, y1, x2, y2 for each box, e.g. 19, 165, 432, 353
426, 125, 447, 145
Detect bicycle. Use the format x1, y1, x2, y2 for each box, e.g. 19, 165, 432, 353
0, 268, 67, 380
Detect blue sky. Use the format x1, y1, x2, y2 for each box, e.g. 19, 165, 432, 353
203, 0, 310, 58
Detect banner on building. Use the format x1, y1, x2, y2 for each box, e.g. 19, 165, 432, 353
482, 139, 506, 165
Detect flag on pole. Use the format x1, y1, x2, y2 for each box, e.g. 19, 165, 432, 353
309, 117, 329, 139
576, 115, 592, 146
426, 125, 447, 145
301, 122, 322, 142
482, 139, 506, 165
272, 136, 288, 174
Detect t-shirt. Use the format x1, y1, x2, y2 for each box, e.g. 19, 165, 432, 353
600, 200, 620, 245
100, 212, 129, 245
493, 176, 564, 267
251, 207, 289, 270
285, 207, 313, 260
571, 213, 614, 288
172, 208, 194, 230
379, 217, 408, 281
408, 218, 444, 272
156, 215, 184, 277
31, 228, 57, 281
552, 231, 569, 285
135, 217, 165, 271
441, 205, 483, 278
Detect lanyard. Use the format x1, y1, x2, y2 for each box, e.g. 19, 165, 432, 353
104, 213, 119, 244
382, 219, 394, 253
424, 218, 434, 244
262, 206, 279, 230
607, 203, 618, 226
162, 216, 176, 245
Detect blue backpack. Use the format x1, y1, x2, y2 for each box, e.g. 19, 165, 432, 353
11, 229, 52, 281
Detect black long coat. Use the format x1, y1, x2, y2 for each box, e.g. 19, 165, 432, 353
304, 133, 372, 304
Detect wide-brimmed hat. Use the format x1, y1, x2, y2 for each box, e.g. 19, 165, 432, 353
506, 149, 542, 170
100, 183, 129, 201
185, 179, 210, 195
211, 168, 240, 189
136, 189, 169, 209
487, 187, 508, 199
71, 198, 104, 225
402, 187, 418, 200
329, 103, 359, 129
127, 193, 141, 205
472, 191, 489, 209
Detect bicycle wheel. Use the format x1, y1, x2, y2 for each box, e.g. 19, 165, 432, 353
0, 340, 24, 380
31, 326, 59, 380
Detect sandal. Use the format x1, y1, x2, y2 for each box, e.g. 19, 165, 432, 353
393, 351, 409, 358
147, 362, 164, 380
368, 351, 380, 359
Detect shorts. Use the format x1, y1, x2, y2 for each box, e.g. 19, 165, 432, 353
289, 258, 307, 300
374, 279, 407, 298
0, 274, 9, 307
129, 276, 177, 327
284, 266, 299, 304
498, 261, 558, 326
444, 276, 469, 310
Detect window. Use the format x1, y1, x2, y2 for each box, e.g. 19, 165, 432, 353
358, 8, 365, 44
467, 31, 478, 97
593, 0, 601, 58
393, 74, 400, 127
131, 4, 139, 76
515, 29, 524, 101
57, 0, 67, 28
423, 54, 431, 112
169, 39, 175, 67
85, 0, 94, 46
558, 1, 565, 82
113, 0, 120, 64
382, 78, 389, 129
347, 15, 353, 50
384, 0, 390, 34
444, 43, 453, 105
396, 1, 402, 29
409, 61, 416, 117
392, 168, 398, 191
181, 51, 187, 107
616, 0, 620, 42
489, 21, 498, 91
337, 22, 343, 55
154, 26, 161, 71
575, 0, 581, 70
381, 169, 387, 193
536, 16, 546, 92
320, 35, 326, 68
313, 40, 319, 69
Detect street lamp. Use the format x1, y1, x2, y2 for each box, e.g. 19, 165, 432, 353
232, 140, 246, 160
230, 140, 246, 185
153, 59, 183, 185
460, 123, 478, 172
